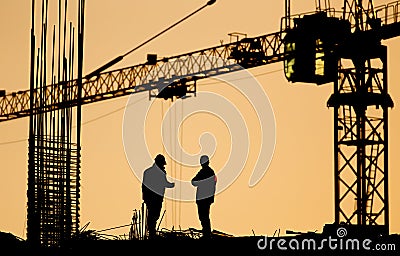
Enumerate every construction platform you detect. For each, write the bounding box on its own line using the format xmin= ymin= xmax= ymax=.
xmin=2 ymin=228 xmax=400 ymax=256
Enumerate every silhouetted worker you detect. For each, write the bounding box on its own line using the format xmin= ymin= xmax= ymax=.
xmin=142 ymin=154 xmax=175 ymax=239
xmin=191 ymin=155 xmax=217 ymax=239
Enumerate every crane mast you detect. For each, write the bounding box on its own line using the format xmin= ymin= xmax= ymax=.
xmin=283 ymin=0 xmax=399 ymax=232
xmin=328 ymin=0 xmax=396 ymax=229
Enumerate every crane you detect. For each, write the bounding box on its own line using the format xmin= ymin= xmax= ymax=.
xmin=0 ymin=0 xmax=399 ymax=247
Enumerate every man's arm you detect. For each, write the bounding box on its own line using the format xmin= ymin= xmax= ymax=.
xmin=163 ymin=173 xmax=175 ymax=188
xmin=165 ymin=180 xmax=175 ymax=188
xmin=191 ymin=170 xmax=204 ymax=186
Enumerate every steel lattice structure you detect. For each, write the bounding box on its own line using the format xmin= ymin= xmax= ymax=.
xmin=326 ymin=0 xmax=398 ymax=229
xmin=329 ymin=46 xmax=392 ymax=226
xmin=0 ymin=31 xmax=284 ymax=122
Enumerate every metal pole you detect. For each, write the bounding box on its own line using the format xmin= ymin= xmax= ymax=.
xmin=334 ymin=67 xmax=339 ymax=224
xmin=27 ymin=0 xmax=38 ymax=246
xmin=76 ymin=0 xmax=85 ymax=233
xmin=382 ymin=46 xmax=389 ymax=228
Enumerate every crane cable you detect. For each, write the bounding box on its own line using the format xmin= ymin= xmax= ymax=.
xmin=173 ymin=100 xmax=177 ymax=228
xmin=85 ymin=0 xmax=217 ymax=79
xmin=179 ymin=100 xmax=184 ymax=228
xmin=170 ymin=100 xmax=174 ymax=229
xmin=166 ymin=99 xmax=184 ymax=229
xmin=161 ymin=99 xmax=168 ymax=230
xmin=175 ymin=99 xmax=184 ymax=229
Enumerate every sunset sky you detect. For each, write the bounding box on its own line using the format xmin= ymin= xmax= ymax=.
xmin=0 ymin=0 xmax=399 ymax=239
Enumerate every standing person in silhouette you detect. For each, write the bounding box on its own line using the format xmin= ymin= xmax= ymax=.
xmin=142 ymin=154 xmax=175 ymax=239
xmin=191 ymin=155 xmax=217 ymax=239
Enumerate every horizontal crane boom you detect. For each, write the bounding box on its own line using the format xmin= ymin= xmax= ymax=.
xmin=0 ymin=31 xmax=285 ymax=122
xmin=1 ymin=2 xmax=398 ymax=123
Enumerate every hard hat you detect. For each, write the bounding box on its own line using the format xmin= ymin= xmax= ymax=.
xmin=155 ymin=154 xmax=166 ymax=165
xmin=200 ymin=155 xmax=209 ymax=165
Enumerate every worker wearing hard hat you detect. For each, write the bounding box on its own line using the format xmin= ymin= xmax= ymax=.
xmin=142 ymin=154 xmax=175 ymax=239
xmin=191 ymin=155 xmax=217 ymax=239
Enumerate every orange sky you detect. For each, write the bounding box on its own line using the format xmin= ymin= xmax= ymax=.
xmin=0 ymin=0 xmax=399 ymax=239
